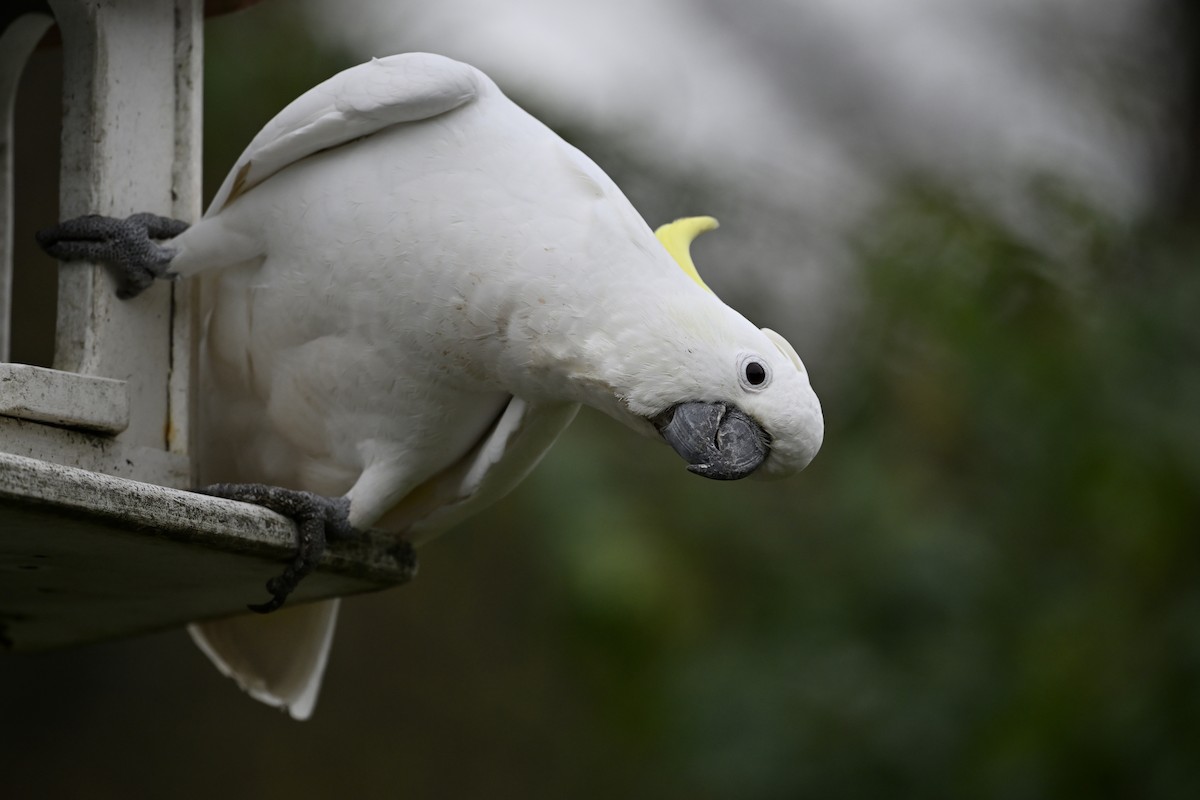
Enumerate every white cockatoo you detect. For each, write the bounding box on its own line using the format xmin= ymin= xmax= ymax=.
xmin=38 ymin=53 xmax=823 ymax=719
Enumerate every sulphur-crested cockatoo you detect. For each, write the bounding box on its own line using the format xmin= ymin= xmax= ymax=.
xmin=38 ymin=53 xmax=823 ymax=719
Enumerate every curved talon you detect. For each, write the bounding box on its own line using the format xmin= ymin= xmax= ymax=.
xmin=247 ymin=595 xmax=286 ymax=615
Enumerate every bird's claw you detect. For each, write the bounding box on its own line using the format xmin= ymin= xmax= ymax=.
xmin=194 ymin=484 xmax=357 ymax=613
xmin=36 ymin=213 xmax=189 ymax=299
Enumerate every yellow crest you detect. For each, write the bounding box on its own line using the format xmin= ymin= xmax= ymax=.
xmin=654 ymin=216 xmax=719 ymax=294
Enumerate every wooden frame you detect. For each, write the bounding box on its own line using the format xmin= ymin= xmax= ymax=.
xmin=0 ymin=0 xmax=199 ymax=486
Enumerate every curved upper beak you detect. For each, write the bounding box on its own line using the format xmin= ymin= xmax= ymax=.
xmin=653 ymin=401 xmax=770 ymax=480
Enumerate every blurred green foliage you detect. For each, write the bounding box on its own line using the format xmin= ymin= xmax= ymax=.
xmin=520 ymin=177 xmax=1200 ymax=799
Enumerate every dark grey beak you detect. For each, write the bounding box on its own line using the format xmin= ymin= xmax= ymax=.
xmin=654 ymin=402 xmax=770 ymax=480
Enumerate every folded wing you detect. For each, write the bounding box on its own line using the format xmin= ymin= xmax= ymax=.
xmin=207 ymin=53 xmax=484 ymax=215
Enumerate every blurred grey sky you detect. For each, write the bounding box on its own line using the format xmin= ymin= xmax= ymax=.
xmin=298 ymin=0 xmax=1167 ymax=348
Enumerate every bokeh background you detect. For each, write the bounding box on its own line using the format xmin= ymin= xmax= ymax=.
xmin=4 ymin=0 xmax=1200 ymax=797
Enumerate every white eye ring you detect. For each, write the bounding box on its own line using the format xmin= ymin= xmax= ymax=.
xmin=738 ymin=353 xmax=771 ymax=391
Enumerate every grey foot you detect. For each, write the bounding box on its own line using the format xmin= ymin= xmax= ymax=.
xmin=195 ymin=483 xmax=358 ymax=613
xmin=36 ymin=213 xmax=190 ymax=299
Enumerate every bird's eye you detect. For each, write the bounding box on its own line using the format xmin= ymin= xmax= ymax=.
xmin=739 ymin=356 xmax=770 ymax=390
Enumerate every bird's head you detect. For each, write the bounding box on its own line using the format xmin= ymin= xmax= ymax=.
xmin=619 ymin=217 xmax=823 ymax=480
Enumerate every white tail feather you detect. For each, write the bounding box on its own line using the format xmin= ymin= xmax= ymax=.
xmin=188 ymin=599 xmax=340 ymax=720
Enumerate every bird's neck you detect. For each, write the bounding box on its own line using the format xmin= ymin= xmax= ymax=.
xmin=486 ymin=271 xmax=710 ymax=428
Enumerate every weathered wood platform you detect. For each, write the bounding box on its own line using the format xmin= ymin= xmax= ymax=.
xmin=0 ymin=453 xmax=415 ymax=652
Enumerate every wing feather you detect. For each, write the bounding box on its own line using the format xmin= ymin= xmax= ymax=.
xmin=208 ymin=53 xmax=484 ymax=214
xmin=375 ymin=399 xmax=580 ymax=543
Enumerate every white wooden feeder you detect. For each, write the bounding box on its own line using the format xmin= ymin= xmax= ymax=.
xmin=0 ymin=0 xmax=413 ymax=652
